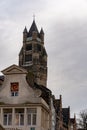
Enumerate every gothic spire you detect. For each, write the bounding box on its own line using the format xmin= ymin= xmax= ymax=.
xmin=23 ymin=26 xmax=27 ymax=33
xmin=28 ymin=20 xmax=39 ymax=37
xmin=40 ymin=28 xmax=44 ymax=34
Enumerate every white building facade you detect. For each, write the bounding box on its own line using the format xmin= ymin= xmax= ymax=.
xmin=0 ymin=65 xmax=50 ymax=130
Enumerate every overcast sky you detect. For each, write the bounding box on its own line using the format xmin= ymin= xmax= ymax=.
xmin=0 ymin=0 xmax=87 ymax=117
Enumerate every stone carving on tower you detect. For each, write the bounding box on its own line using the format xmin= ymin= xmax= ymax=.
xmin=19 ymin=20 xmax=47 ymax=87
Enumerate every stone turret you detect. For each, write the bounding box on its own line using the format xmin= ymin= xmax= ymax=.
xmin=23 ymin=26 xmax=27 ymax=42
xmin=40 ymin=28 xmax=44 ymax=43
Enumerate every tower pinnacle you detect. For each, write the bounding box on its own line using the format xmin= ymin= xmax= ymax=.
xmin=33 ymin=14 xmax=35 ymax=21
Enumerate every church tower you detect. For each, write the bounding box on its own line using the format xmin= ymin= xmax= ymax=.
xmin=19 ymin=20 xmax=47 ymax=87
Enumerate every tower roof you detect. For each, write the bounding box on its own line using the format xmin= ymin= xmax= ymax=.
xmin=28 ymin=20 xmax=39 ymax=37
xmin=23 ymin=26 xmax=27 ymax=33
xmin=40 ymin=28 xmax=44 ymax=34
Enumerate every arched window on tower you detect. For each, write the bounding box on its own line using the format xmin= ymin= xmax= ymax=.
xmin=26 ymin=44 xmax=32 ymax=51
xmin=25 ymin=54 xmax=32 ymax=62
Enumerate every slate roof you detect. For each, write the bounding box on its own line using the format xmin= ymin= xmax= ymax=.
xmin=23 ymin=26 xmax=27 ymax=33
xmin=62 ymin=107 xmax=70 ymax=125
xmin=28 ymin=20 xmax=39 ymax=37
xmin=54 ymin=99 xmax=61 ymax=114
xmin=40 ymin=28 xmax=44 ymax=34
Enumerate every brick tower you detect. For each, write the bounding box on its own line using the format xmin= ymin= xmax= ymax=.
xmin=19 ymin=20 xmax=47 ymax=87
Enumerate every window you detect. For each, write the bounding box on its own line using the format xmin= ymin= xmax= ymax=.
xmin=25 ymin=54 xmax=32 ymax=62
xmin=30 ymin=127 xmax=35 ymax=130
xmin=27 ymin=108 xmax=37 ymax=125
xmin=3 ymin=109 xmax=12 ymax=126
xmin=15 ymin=109 xmax=24 ymax=126
xmin=11 ymin=91 xmax=18 ymax=96
xmin=37 ymin=44 xmax=41 ymax=51
xmin=26 ymin=44 xmax=32 ymax=51
xmin=10 ymin=82 xmax=19 ymax=96
xmin=34 ymin=44 xmax=41 ymax=52
xmin=3 ymin=114 xmax=12 ymax=125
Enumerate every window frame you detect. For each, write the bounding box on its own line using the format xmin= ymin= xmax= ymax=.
xmin=3 ymin=113 xmax=12 ymax=126
xmin=10 ymin=82 xmax=19 ymax=97
xmin=26 ymin=44 xmax=32 ymax=51
xmin=27 ymin=108 xmax=37 ymax=126
xmin=15 ymin=113 xmax=24 ymax=126
xmin=25 ymin=54 xmax=32 ymax=62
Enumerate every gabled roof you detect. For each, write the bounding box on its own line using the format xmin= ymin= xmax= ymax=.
xmin=2 ymin=64 xmax=28 ymax=75
xmin=28 ymin=20 xmax=39 ymax=37
xmin=53 ymin=95 xmax=62 ymax=114
xmin=54 ymin=99 xmax=61 ymax=114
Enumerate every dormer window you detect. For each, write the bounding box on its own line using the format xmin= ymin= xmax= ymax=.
xmin=10 ymin=82 xmax=19 ymax=96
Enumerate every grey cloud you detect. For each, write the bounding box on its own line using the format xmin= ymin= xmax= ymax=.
xmin=0 ymin=0 xmax=87 ymax=116
xmin=47 ymin=19 xmax=87 ymax=115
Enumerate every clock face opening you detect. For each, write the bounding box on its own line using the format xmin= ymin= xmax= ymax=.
xmin=10 ymin=82 xmax=19 ymax=92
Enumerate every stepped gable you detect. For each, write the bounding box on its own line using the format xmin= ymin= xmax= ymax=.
xmin=54 ymin=99 xmax=61 ymax=114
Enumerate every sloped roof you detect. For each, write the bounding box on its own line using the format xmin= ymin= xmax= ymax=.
xmin=54 ymin=99 xmax=61 ymax=114
xmin=23 ymin=26 xmax=27 ymax=33
xmin=40 ymin=28 xmax=44 ymax=34
xmin=28 ymin=20 xmax=39 ymax=37
xmin=62 ymin=107 xmax=70 ymax=125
